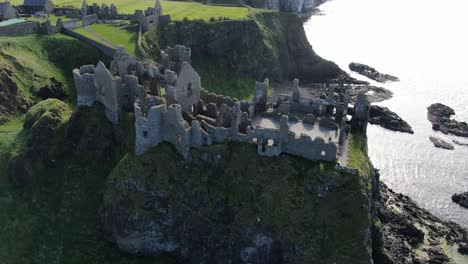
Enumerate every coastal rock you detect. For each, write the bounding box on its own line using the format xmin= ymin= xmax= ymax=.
xmin=452 ymin=192 xmax=468 ymax=209
xmin=349 ymin=62 xmax=399 ymax=83
xmin=427 ymin=103 xmax=468 ymax=137
xmin=429 ymin=136 xmax=454 ymax=150
xmin=375 ymin=183 xmax=468 ymax=264
xmin=458 ymin=244 xmax=468 ymax=255
xmin=369 ymin=105 xmax=414 ymax=133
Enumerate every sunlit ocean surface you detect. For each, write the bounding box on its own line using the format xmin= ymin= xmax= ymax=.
xmin=304 ymin=0 xmax=468 ymax=228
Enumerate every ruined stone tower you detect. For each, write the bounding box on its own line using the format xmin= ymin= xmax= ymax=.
xmin=81 ymin=0 xmax=88 ymax=16
xmin=351 ymin=93 xmax=370 ymax=133
xmin=253 ymin=78 xmax=269 ymax=113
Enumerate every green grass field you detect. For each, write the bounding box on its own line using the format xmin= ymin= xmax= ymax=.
xmin=10 ymin=0 xmax=250 ymax=21
xmin=75 ymin=23 xmax=139 ymax=56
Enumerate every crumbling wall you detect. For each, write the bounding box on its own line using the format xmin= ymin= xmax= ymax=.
xmin=134 ymin=98 xmax=339 ymax=162
xmin=200 ymin=89 xmax=238 ymax=108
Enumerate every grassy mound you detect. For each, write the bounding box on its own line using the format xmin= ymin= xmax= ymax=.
xmin=6 ymin=99 xmax=72 ymax=187
xmin=23 ymin=99 xmax=72 ymax=130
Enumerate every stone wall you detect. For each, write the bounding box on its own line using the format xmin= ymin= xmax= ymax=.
xmin=0 ymin=21 xmax=39 ymax=36
xmin=137 ymin=26 xmax=149 ymax=59
xmin=63 ymin=28 xmax=117 ymax=57
xmin=83 ymin=14 xmax=98 ymax=26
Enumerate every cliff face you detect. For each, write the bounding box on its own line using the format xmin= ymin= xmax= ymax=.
xmin=245 ymin=0 xmax=316 ymax=13
xmin=154 ymin=11 xmax=343 ymax=83
xmin=101 ymin=143 xmax=374 ymax=263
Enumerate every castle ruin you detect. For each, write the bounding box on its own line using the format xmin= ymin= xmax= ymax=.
xmin=73 ymin=45 xmax=370 ymax=164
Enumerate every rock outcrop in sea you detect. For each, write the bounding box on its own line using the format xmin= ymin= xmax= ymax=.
xmin=427 ymin=103 xmax=468 ymax=137
xmin=429 ymin=136 xmax=454 ymax=150
xmin=452 ymin=192 xmax=468 ymax=209
xmin=369 ymin=105 xmax=413 ymax=133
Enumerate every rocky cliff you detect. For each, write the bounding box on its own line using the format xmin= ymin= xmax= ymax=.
xmin=149 ymin=11 xmax=343 ymax=83
xmin=244 ymin=0 xmax=317 ymax=13
xmin=101 ymin=143 xmax=374 ymax=263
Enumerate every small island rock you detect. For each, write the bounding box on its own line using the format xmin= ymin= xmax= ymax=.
xmin=349 ymin=62 xmax=399 ymax=83
xmin=427 ymin=103 xmax=468 ymax=137
xmin=452 ymin=192 xmax=468 ymax=209
xmin=429 ymin=136 xmax=454 ymax=150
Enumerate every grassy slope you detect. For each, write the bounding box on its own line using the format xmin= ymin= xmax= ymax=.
xmin=0 ymin=104 xmax=175 ymax=264
xmin=10 ymin=0 xmax=250 ymax=21
xmin=0 ymin=34 xmax=102 ymax=107
xmin=192 ymin=56 xmax=256 ymax=100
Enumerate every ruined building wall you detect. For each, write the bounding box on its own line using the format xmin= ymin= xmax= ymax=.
xmin=73 ymin=61 xmax=145 ymax=124
xmin=135 ymin=100 xmax=338 ymax=162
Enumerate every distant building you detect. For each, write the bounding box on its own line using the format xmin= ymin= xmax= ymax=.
xmin=23 ymin=0 xmax=54 ymax=13
xmin=0 ymin=2 xmax=19 ymax=21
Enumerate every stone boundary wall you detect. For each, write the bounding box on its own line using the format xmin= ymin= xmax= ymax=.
xmin=63 ymin=28 xmax=116 ymax=57
xmin=137 ymin=26 xmax=149 ymax=59
xmin=62 ymin=19 xmax=80 ymax=30
xmin=0 ymin=21 xmax=39 ymax=36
